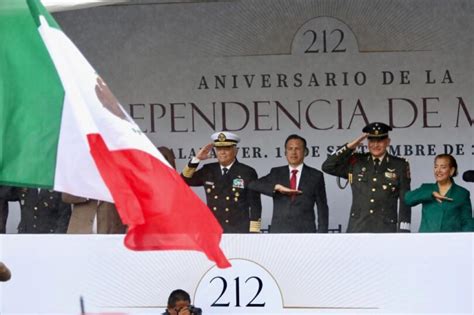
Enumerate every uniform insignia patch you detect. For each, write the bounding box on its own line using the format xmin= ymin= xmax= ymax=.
xmin=233 ymin=178 xmax=244 ymax=188
xmin=385 ymin=172 xmax=398 ymax=179
xmin=387 ymin=168 xmax=395 ymax=172
xmin=205 ymin=181 xmax=214 ymax=186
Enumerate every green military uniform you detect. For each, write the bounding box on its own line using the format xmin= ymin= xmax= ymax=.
xmin=322 ymin=145 xmax=411 ymax=232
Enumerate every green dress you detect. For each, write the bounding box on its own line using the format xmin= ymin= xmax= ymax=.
xmin=404 ymin=181 xmax=473 ymax=232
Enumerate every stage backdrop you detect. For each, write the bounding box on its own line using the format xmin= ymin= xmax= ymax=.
xmin=6 ymin=0 xmax=473 ymax=232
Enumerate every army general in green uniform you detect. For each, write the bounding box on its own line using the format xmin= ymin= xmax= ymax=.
xmin=181 ymin=132 xmax=262 ymax=233
xmin=322 ymin=122 xmax=411 ymax=233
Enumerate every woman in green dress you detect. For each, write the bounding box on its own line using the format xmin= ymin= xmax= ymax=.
xmin=405 ymin=154 xmax=472 ymax=232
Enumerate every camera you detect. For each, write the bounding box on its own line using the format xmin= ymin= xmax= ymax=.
xmin=188 ymin=305 xmax=202 ymax=315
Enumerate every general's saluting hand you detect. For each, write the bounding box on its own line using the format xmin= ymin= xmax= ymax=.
xmin=347 ymin=133 xmax=368 ymax=150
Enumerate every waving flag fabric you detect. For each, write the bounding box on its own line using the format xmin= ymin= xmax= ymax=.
xmin=0 ymin=0 xmax=230 ymax=268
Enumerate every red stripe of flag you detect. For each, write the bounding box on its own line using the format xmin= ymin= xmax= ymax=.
xmin=87 ymin=133 xmax=231 ymax=268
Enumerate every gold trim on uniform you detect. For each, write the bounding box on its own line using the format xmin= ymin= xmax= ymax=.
xmin=182 ymin=165 xmax=197 ymax=178
xmin=249 ymin=220 xmax=261 ymax=232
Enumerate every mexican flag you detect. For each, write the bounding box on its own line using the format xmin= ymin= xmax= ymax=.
xmin=0 ymin=0 xmax=230 ymax=268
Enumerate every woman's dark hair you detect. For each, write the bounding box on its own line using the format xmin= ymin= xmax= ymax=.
xmin=435 ymin=154 xmax=458 ymax=177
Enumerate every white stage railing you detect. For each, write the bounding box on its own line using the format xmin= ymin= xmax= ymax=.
xmin=1 ymin=233 xmax=472 ymax=314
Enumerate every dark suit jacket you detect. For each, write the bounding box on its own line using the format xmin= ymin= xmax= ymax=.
xmin=248 ymin=164 xmax=329 ymax=233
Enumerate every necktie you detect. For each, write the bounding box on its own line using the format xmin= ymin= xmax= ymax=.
xmin=290 ymin=169 xmax=298 ymax=201
xmin=223 ymin=167 xmax=228 ymax=176
xmin=374 ymin=158 xmax=380 ymax=173
xmin=290 ymin=169 xmax=298 ymax=190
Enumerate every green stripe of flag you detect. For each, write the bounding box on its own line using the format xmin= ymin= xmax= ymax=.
xmin=0 ymin=0 xmax=64 ymax=187
xmin=27 ymin=0 xmax=61 ymax=29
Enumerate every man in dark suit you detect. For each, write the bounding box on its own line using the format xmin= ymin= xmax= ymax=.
xmin=181 ymin=131 xmax=262 ymax=233
xmin=248 ymin=134 xmax=329 ymax=233
xmin=322 ymin=122 xmax=411 ymax=233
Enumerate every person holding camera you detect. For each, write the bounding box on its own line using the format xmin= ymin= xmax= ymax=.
xmin=163 ymin=289 xmax=202 ymax=315
xmin=248 ymin=134 xmax=329 ymax=233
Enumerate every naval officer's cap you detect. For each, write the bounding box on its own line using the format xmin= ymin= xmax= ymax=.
xmin=211 ymin=131 xmax=240 ymax=147
xmin=363 ymin=122 xmax=392 ymax=140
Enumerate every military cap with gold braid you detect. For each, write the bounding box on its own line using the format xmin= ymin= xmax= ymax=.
xmin=363 ymin=122 xmax=392 ymax=140
xmin=212 ymin=131 xmax=240 ymax=147
xmin=182 ymin=131 xmax=241 ymax=178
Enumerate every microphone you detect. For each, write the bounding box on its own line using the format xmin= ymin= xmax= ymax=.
xmin=462 ymin=170 xmax=474 ymax=183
